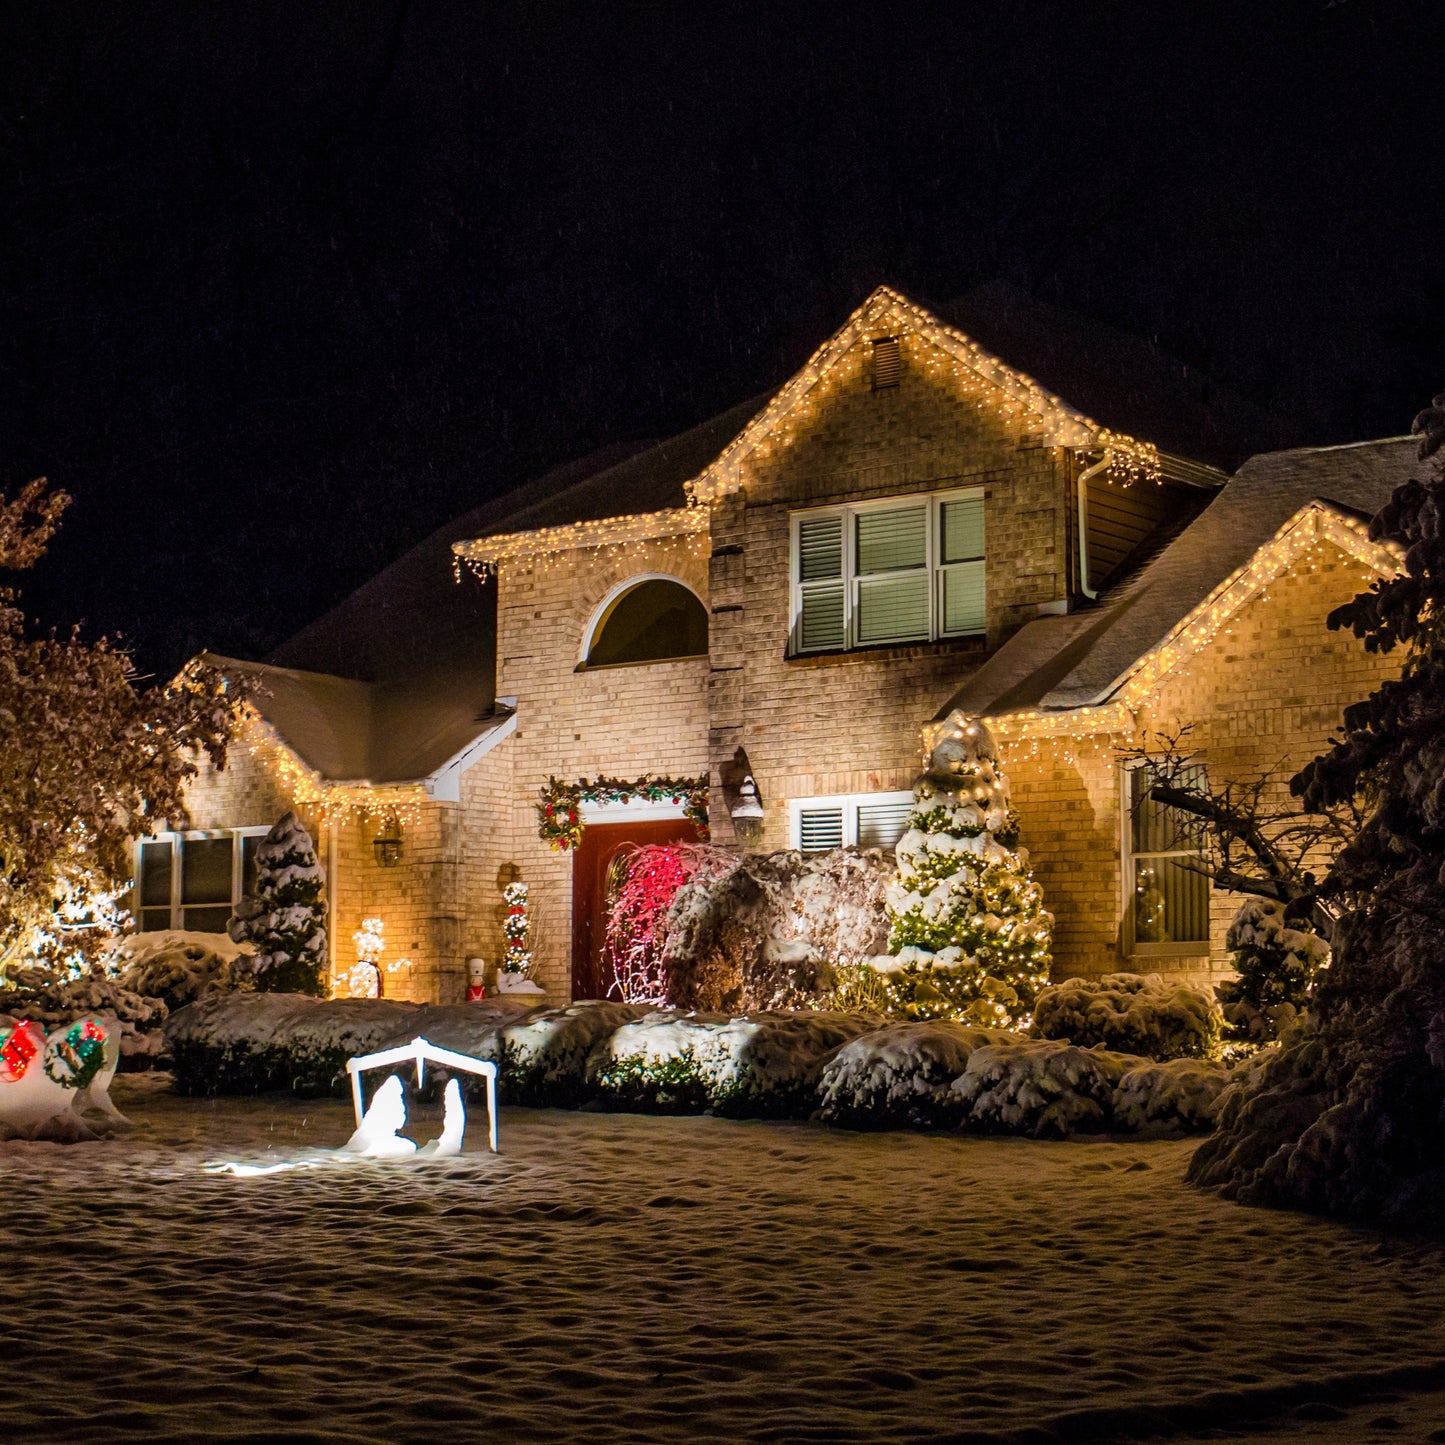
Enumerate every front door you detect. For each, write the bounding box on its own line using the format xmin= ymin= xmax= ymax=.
xmin=571 ymin=818 xmax=696 ymax=1000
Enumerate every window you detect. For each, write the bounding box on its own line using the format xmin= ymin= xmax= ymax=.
xmin=1124 ymin=764 xmax=1211 ymax=952
xmin=584 ymin=577 xmax=708 ymax=668
xmin=790 ymin=792 xmax=914 ymax=853
xmin=790 ymin=490 xmax=984 ymax=654
xmin=134 ymin=828 xmax=269 ymax=933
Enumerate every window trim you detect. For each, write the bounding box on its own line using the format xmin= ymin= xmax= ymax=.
xmin=577 ymin=572 xmax=709 ymax=670
xmin=788 ymin=487 xmax=985 ymax=656
xmin=1119 ymin=761 xmax=1211 ymax=957
xmin=133 ymin=826 xmax=271 ymax=934
xmin=788 ymin=791 xmax=915 ymax=852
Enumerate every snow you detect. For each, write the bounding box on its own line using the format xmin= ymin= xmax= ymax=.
xmin=5 ymin=1077 xmax=1445 ymax=1443
xmin=953 ymin=1038 xmax=1132 ymax=1138
xmin=1113 ymin=1056 xmax=1233 ymax=1133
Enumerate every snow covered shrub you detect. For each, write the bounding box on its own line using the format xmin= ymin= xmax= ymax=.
xmin=816 ymin=1020 xmax=1017 ymax=1129
xmin=165 ymin=992 xmax=421 ymax=1095
xmin=228 ymin=811 xmax=328 ymax=995
xmin=953 ymin=1039 xmax=1131 ymax=1138
xmin=591 ymin=1010 xmax=876 ymax=1118
xmin=1112 ymin=1057 xmax=1232 ymax=1133
xmin=1032 ymin=973 xmax=1222 ymax=1061
xmin=602 ymin=844 xmax=738 ymax=1004
xmin=0 ymin=962 xmax=167 ymax=1061
xmin=882 ymin=713 xmax=1052 ymax=1027
xmin=499 ymin=1000 xmax=647 ymax=1105
xmin=1219 ymin=897 xmax=1329 ymax=1041
xmin=662 ymin=848 xmax=891 ymax=1011
xmin=113 ymin=930 xmax=255 ymax=1011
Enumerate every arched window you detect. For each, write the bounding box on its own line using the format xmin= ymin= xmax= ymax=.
xmin=584 ymin=578 xmax=708 ymax=668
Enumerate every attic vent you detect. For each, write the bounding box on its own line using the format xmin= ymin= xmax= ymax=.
xmin=871 ymin=336 xmax=901 ymax=390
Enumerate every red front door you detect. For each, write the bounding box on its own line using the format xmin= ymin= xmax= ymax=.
xmin=571 ymin=819 xmax=697 ymax=1000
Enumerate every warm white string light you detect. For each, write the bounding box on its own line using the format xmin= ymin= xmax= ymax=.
xmin=453 ymin=506 xmax=710 ymax=580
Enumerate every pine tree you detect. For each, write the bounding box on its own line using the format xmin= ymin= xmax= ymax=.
xmin=229 ymin=811 xmax=329 ymax=995
xmin=882 ymin=713 xmax=1053 ymax=1026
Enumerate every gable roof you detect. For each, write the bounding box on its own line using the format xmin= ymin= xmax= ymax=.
xmin=941 ymin=436 xmax=1418 ymax=722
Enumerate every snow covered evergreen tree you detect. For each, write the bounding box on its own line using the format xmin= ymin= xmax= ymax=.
xmin=228 ymin=811 xmax=328 ymax=995
xmin=1192 ymin=392 xmax=1445 ymax=1226
xmin=883 ymin=713 xmax=1052 ymax=1026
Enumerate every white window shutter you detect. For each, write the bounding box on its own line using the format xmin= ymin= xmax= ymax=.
xmin=796 ymin=514 xmax=845 ymax=652
xmin=798 ymin=807 xmax=845 ymax=852
xmin=856 ymin=799 xmax=913 ymax=850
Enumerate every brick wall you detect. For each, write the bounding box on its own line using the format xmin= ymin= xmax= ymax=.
xmin=1001 ymin=545 xmax=1399 ymax=986
xmin=708 ymin=327 xmax=1075 ymax=849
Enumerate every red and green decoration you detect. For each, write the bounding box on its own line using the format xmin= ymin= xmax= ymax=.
xmin=1 ymin=1021 xmax=39 ymax=1081
xmin=538 ymin=774 xmax=710 ymax=851
xmin=43 ymin=1019 xmax=108 ymax=1090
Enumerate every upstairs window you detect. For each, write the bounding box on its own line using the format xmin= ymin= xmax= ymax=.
xmin=790 ymin=489 xmax=985 ymax=654
xmin=584 ymin=577 xmax=708 ymax=668
xmin=1124 ymin=763 xmax=1211 ymax=953
xmin=791 ymin=792 xmax=914 ymax=853
xmin=135 ymin=828 xmax=269 ymax=933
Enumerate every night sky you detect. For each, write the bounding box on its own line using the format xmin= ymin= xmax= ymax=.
xmin=2 ymin=1 xmax=1441 ymax=678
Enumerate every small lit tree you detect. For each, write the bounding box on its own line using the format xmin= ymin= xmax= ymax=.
xmin=883 ymin=712 xmax=1052 ymax=1026
xmin=229 ymin=811 xmax=328 ymax=995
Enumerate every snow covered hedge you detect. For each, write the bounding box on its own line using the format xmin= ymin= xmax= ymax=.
xmin=1032 ymin=973 xmax=1222 ymax=1060
xmin=591 ymin=1010 xmax=878 ymax=1117
xmin=163 ymin=995 xmax=1232 ymax=1135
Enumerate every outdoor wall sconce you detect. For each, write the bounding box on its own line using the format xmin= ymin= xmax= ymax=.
xmin=730 ymin=774 xmax=765 ymax=847
xmin=373 ymin=820 xmax=404 ymax=867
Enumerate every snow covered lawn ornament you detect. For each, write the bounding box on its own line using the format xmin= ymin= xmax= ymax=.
xmin=345 ymin=1036 xmax=499 ymax=1153
xmin=0 ymin=1014 xmax=123 ymax=1139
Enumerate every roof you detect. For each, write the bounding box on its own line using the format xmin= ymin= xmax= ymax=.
xmin=938 ymin=281 xmax=1300 ymax=472
xmin=941 ymin=435 xmax=1420 ymax=720
xmin=207 ymin=653 xmax=515 ymax=785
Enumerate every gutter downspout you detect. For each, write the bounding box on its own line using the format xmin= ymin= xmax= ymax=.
xmin=1075 ymin=450 xmax=1113 ymax=602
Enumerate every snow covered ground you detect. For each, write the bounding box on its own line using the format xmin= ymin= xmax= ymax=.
xmin=4 ymin=1077 xmax=1445 ymax=1444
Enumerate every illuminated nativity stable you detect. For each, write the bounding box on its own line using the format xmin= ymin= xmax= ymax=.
xmin=157 ymin=281 xmax=1412 ymax=1003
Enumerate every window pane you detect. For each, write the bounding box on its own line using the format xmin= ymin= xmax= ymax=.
xmin=941 ymin=560 xmax=986 ymax=635
xmin=798 ymin=582 xmax=846 ymax=652
xmin=586 ymin=579 xmax=708 ymax=666
xmin=940 ymin=497 xmax=985 ymax=563
xmin=139 ymin=841 xmax=173 ymax=909
xmin=797 ymin=515 xmax=843 ymax=582
xmin=139 ymin=907 xmax=171 ymax=934
xmin=798 ymin=808 xmax=845 ymax=852
xmin=1132 ymin=857 xmax=1210 ymax=944
xmin=1130 ymin=764 xmax=1205 ymax=853
xmin=183 ymin=904 xmax=233 ymax=934
xmin=857 ymin=800 xmax=912 ymax=850
xmin=856 ymin=505 xmax=926 ymax=575
xmin=242 ymin=834 xmax=263 ymax=898
xmin=182 ymin=837 xmax=233 ymax=905
xmin=856 ymin=573 xmax=930 ymax=644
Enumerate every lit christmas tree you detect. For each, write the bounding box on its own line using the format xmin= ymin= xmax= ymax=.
xmin=882 ymin=713 xmax=1053 ymax=1026
xmin=229 ymin=811 xmax=328 ymax=995
xmin=501 ymin=882 xmax=532 ymax=978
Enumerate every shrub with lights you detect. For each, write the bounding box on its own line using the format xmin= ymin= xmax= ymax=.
xmin=881 ymin=712 xmax=1053 ymax=1027
xmin=228 ymin=811 xmax=328 ymax=996
xmin=501 ymin=882 xmax=533 ymax=980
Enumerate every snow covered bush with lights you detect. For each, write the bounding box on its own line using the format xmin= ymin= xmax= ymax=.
xmin=228 ymin=812 xmax=328 ymax=995
xmin=499 ymin=999 xmax=648 ymax=1105
xmin=1218 ymin=897 xmax=1329 ymax=1042
xmin=878 ymin=713 xmax=1052 ymax=1026
xmin=816 ymin=1020 xmax=1016 ymax=1129
xmin=662 ymin=847 xmax=889 ymax=1011
xmin=1032 ymin=973 xmax=1222 ymax=1061
xmin=590 ymin=1009 xmax=876 ymax=1117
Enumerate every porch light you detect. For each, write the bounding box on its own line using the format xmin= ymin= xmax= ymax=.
xmin=373 ymin=819 xmax=404 ymax=867
xmin=730 ymin=775 xmax=765 ymax=847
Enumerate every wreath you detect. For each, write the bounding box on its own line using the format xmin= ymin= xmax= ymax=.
xmin=538 ymin=774 xmax=710 ymax=851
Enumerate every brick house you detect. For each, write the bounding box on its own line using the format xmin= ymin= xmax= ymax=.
xmin=154 ymin=284 xmax=1411 ymax=1002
